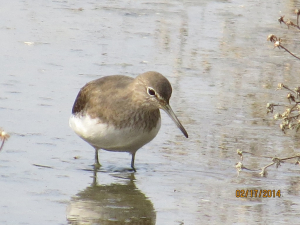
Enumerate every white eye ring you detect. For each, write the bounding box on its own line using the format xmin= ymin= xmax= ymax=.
xmin=147 ymin=87 xmax=156 ymax=96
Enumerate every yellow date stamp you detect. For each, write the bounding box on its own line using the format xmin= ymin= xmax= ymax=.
xmin=236 ymin=189 xmax=281 ymax=198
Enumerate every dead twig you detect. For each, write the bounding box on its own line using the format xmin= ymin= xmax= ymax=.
xmin=278 ymin=14 xmax=300 ymax=30
xmin=0 ymin=128 xmax=10 ymax=151
xmin=267 ymin=34 xmax=300 ymax=60
xmin=236 ymin=151 xmax=300 ymax=177
xmin=267 ymin=83 xmax=300 ymax=133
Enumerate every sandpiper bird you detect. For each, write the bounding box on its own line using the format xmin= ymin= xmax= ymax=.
xmin=69 ymin=71 xmax=188 ymax=171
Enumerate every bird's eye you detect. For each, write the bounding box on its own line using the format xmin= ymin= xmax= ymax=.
xmin=147 ymin=87 xmax=156 ymax=96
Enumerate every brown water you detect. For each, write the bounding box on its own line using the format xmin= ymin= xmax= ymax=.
xmin=1 ymin=0 xmax=300 ymax=224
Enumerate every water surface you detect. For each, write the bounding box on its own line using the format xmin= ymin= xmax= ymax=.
xmin=1 ymin=0 xmax=300 ymax=224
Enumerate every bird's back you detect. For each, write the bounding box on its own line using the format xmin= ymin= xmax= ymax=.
xmin=71 ymin=75 xmax=160 ymax=130
xmin=72 ymin=75 xmax=133 ymax=115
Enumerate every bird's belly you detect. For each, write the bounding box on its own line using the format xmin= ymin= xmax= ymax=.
xmin=69 ymin=115 xmax=161 ymax=153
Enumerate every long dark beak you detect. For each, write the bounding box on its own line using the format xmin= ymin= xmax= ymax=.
xmin=161 ymin=103 xmax=188 ymax=138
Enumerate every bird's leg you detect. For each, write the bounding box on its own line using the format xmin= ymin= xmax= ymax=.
xmin=131 ymin=152 xmax=136 ymax=172
xmin=94 ymin=148 xmax=101 ymax=169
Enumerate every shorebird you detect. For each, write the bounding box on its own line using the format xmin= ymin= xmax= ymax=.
xmin=69 ymin=71 xmax=188 ymax=171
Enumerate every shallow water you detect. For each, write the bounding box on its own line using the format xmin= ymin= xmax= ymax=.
xmin=1 ymin=0 xmax=300 ymax=224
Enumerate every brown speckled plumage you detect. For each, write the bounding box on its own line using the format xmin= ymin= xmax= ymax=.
xmin=72 ymin=72 xmax=171 ymax=131
xmin=70 ymin=71 xmax=188 ymax=171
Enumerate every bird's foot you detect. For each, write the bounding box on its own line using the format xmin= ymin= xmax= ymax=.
xmin=131 ymin=166 xmax=136 ymax=172
xmin=93 ymin=162 xmax=101 ymax=170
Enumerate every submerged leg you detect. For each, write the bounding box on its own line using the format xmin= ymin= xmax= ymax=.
xmin=94 ymin=148 xmax=101 ymax=169
xmin=131 ymin=152 xmax=136 ymax=172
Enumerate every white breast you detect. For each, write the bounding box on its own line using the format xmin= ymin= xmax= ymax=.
xmin=69 ymin=114 xmax=161 ymax=153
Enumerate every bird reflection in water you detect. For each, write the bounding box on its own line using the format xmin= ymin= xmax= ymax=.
xmin=67 ymin=169 xmax=156 ymax=225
